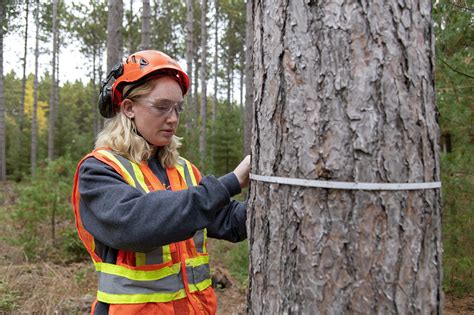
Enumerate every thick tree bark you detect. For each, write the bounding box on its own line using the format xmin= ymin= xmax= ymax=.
xmin=31 ymin=0 xmax=40 ymax=176
xmin=243 ymin=0 xmax=253 ymax=156
xmin=0 ymin=0 xmax=6 ymax=180
xmin=47 ymin=0 xmax=59 ymax=160
xmin=248 ymin=1 xmax=442 ymax=314
xmin=199 ymin=0 xmax=208 ymax=163
xmin=140 ymin=0 xmax=151 ymax=50
xmin=107 ymin=0 xmax=123 ymax=73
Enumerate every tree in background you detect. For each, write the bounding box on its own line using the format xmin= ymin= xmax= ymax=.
xmin=1 ymin=0 xmax=22 ymax=181
xmin=19 ymin=0 xmax=29 ymax=131
xmin=106 ymin=0 xmax=123 ymax=72
xmin=71 ymin=0 xmax=108 ymax=136
xmin=47 ymin=0 xmax=59 ymax=160
xmin=185 ymin=0 xmax=194 ymax=134
xmin=31 ymin=0 xmax=40 ymax=175
xmin=140 ymin=0 xmax=151 ymax=50
xmin=0 ymin=1 xmax=6 ymax=181
xmin=433 ymin=0 xmax=474 ymax=296
xmin=248 ymin=1 xmax=442 ymax=313
xmin=199 ymin=0 xmax=208 ymax=165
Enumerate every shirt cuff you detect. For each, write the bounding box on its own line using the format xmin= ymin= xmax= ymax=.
xmin=218 ymin=172 xmax=242 ymax=197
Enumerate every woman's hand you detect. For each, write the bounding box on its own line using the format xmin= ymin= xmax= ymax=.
xmin=233 ymin=155 xmax=251 ymax=188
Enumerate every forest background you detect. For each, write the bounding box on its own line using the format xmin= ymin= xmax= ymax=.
xmin=0 ymin=0 xmax=472 ymax=313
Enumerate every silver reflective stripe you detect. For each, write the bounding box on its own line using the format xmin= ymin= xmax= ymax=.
xmin=145 ymin=247 xmax=164 ymax=265
xmin=98 ymin=271 xmax=184 ymax=295
xmin=178 ymin=158 xmax=194 ymax=187
xmin=186 ymin=264 xmax=210 ymax=285
xmin=109 ymin=152 xmax=147 ymax=194
xmin=98 ymin=264 xmax=209 ymax=295
xmin=178 ymin=158 xmax=206 ymax=254
xmin=193 ymin=229 xmax=205 ymax=253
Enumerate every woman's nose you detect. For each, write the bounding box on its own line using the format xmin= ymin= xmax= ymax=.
xmin=166 ymin=108 xmax=179 ymax=122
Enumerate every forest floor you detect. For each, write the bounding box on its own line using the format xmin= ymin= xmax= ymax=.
xmin=0 ymin=182 xmax=472 ymax=314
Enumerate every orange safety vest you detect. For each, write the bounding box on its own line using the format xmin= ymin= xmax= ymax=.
xmin=72 ymin=148 xmax=217 ymax=314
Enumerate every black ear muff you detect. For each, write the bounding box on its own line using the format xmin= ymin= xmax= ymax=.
xmin=98 ymin=62 xmax=124 ymax=118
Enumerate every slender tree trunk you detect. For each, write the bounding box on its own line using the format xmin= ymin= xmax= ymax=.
xmin=243 ymin=0 xmax=253 ymax=156
xmin=199 ymin=0 xmax=207 ymax=163
xmin=47 ymin=0 xmax=59 ymax=160
xmin=0 ymin=0 xmax=6 ymax=180
xmin=140 ymin=0 xmax=151 ymax=50
xmin=185 ymin=0 xmax=194 ymax=133
xmin=126 ymin=0 xmax=133 ymax=55
xmin=151 ymin=0 xmax=161 ymax=48
xmin=107 ymin=0 xmax=123 ymax=73
xmin=226 ymin=59 xmax=231 ymax=106
xmin=212 ymin=0 xmax=218 ymax=124
xmin=193 ymin=54 xmax=200 ymax=127
xmin=211 ymin=0 xmax=218 ymax=167
xmin=19 ymin=0 xmax=29 ymax=130
xmin=248 ymin=1 xmax=442 ymax=313
xmin=31 ymin=0 xmax=40 ymax=176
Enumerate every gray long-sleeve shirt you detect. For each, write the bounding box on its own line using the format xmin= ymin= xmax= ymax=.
xmin=78 ymin=155 xmax=247 ymax=254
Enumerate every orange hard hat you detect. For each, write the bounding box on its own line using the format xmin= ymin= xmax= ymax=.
xmin=99 ymin=50 xmax=190 ymax=118
xmin=112 ymin=50 xmax=190 ymax=105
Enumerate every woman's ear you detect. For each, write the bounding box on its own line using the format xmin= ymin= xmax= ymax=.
xmin=122 ymin=99 xmax=135 ymax=119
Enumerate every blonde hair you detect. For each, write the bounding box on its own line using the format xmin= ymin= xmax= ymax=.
xmin=95 ymin=78 xmax=182 ymax=168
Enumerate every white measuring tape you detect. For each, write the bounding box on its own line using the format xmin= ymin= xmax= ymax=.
xmin=250 ymin=174 xmax=441 ymax=191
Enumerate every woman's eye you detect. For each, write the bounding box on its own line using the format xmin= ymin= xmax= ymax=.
xmin=156 ymin=106 xmax=170 ymax=112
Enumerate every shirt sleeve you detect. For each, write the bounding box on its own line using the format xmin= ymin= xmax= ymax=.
xmin=78 ymin=157 xmax=243 ymax=252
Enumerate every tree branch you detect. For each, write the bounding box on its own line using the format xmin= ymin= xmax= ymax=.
xmin=437 ymin=57 xmax=474 ymax=79
xmin=448 ymin=1 xmax=474 ymax=13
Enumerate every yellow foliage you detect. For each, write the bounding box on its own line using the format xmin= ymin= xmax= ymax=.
xmin=23 ymin=79 xmax=48 ymax=132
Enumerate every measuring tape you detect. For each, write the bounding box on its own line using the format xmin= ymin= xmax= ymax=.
xmin=250 ymin=174 xmax=441 ymax=191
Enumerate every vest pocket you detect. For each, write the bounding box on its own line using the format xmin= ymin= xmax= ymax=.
xmin=135 ymin=244 xmax=174 ymax=266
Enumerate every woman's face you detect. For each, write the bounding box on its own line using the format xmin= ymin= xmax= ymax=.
xmin=123 ymin=76 xmax=184 ymax=147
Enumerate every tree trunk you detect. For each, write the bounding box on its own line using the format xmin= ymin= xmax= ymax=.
xmin=248 ymin=1 xmax=442 ymax=314
xmin=126 ymin=0 xmax=133 ymax=55
xmin=31 ymin=0 xmax=40 ymax=176
xmin=47 ymin=0 xmax=59 ymax=160
xmin=199 ymin=0 xmax=207 ymax=163
xmin=140 ymin=0 xmax=151 ymax=50
xmin=243 ymin=0 xmax=253 ymax=156
xmin=107 ymin=0 xmax=123 ymax=73
xmin=19 ymin=0 xmax=29 ymax=130
xmin=193 ymin=53 xmax=200 ymax=127
xmin=212 ymin=0 xmax=218 ymax=125
xmin=185 ymin=0 xmax=193 ymax=133
xmin=211 ymin=0 xmax=218 ymax=167
xmin=0 ymin=0 xmax=6 ymax=180
xmin=226 ymin=60 xmax=232 ymax=106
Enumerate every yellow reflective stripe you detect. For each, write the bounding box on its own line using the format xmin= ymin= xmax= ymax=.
xmin=189 ymin=278 xmax=212 ymax=292
xmin=131 ymin=162 xmax=149 ymax=193
xmin=135 ymin=252 xmax=146 ymax=266
xmin=182 ymin=158 xmax=198 ymax=186
xmin=175 ymin=163 xmax=187 ymax=186
xmin=162 ymin=245 xmax=172 ymax=262
xmin=98 ymin=150 xmax=136 ymax=188
xmin=97 ymin=289 xmax=187 ymax=304
xmin=202 ymin=229 xmax=207 ymax=254
xmin=185 ymin=255 xmax=209 ymax=267
xmin=95 ymin=261 xmax=180 ymax=281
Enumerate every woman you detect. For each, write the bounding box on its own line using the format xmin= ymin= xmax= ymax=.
xmin=72 ymin=50 xmax=250 ymax=315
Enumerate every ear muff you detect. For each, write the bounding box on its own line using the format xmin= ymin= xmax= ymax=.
xmin=98 ymin=62 xmax=124 ymax=118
